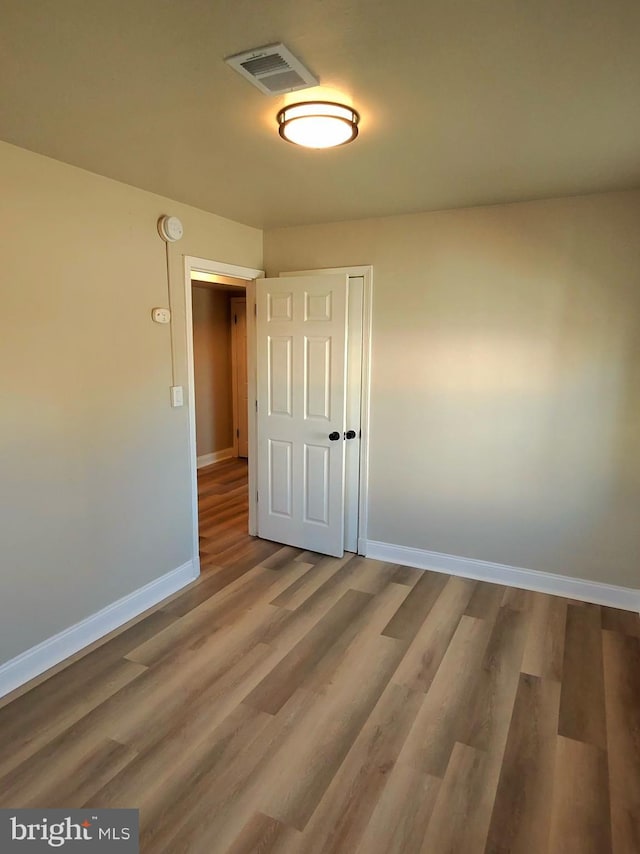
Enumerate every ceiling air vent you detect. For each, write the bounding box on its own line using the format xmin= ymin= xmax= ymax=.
xmin=225 ymin=43 xmax=319 ymax=96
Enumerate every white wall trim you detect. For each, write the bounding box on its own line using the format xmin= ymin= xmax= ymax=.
xmin=0 ymin=560 xmax=196 ymax=700
xmin=197 ymin=447 xmax=234 ymax=468
xmin=363 ymin=539 xmax=640 ymax=613
xmin=187 ymin=257 xmax=263 ymax=281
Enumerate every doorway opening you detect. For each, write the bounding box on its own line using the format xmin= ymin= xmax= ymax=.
xmin=191 ymin=270 xmax=252 ymax=573
xmin=184 ymin=257 xmax=263 ymax=578
xmin=184 ymin=258 xmax=372 ymax=576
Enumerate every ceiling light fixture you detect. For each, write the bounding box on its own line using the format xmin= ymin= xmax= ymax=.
xmin=277 ymin=101 xmax=360 ymax=149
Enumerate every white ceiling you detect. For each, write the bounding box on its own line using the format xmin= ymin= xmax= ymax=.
xmin=1 ymin=0 xmax=639 ymax=228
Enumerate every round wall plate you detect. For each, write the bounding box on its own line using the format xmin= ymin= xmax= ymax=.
xmin=157 ymin=215 xmax=184 ymax=242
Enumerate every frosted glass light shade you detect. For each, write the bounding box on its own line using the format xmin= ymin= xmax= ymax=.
xmin=277 ymin=102 xmax=360 ymax=148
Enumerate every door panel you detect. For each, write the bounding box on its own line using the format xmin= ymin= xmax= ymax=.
xmin=257 ymin=275 xmax=348 ymax=556
xmin=268 ymin=439 xmax=293 ymax=517
xmin=305 ymin=336 xmax=331 ymax=420
xmin=304 ymin=443 xmax=330 ymax=525
xmin=268 ymin=336 xmax=293 ymax=416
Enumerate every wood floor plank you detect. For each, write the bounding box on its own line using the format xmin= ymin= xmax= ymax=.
xmin=225 ymin=812 xmax=296 ymax=854
xmin=0 ymin=723 xmax=137 ymax=809
xmin=126 ymin=596 xmax=239 ymax=668
xmin=47 ymin=739 xmax=138 ymax=809
xmin=500 ymin=585 xmax=532 ymax=612
xmin=127 ymin=560 xmax=312 ymax=668
xmin=303 ymin=582 xmax=410 ymax=697
xmin=397 ymin=614 xmax=493 ymax=777
xmin=80 ymin=609 xmax=177 ymax=664
xmin=521 ymin=592 xmax=567 ymax=681
xmin=259 ymin=556 xmax=379 ymax=649
xmin=484 ymin=673 xmax=560 ymax=854
xmin=558 ymin=603 xmax=607 ymax=748
xmin=94 ymin=700 xmax=273 ymax=831
xmin=9 ymin=738 xmax=137 ymax=809
xmin=457 ymin=604 xmax=530 ymax=754
xmin=412 ymin=607 xmax=529 ymax=851
xmin=256 ymin=636 xmax=407 ymax=832
xmin=199 ymin=493 xmax=246 ymax=521
xmin=391 ymin=576 xmax=478 ymax=694
xmin=269 ymin=553 xmax=354 ymax=610
xmin=289 ymin=683 xmax=424 ymax=854
xmin=293 ymin=550 xmax=326 ymax=565
xmin=197 ymin=560 xmax=317 ymax=627
xmin=110 ymin=633 xmax=283 ymax=751
xmin=389 ymin=563 xmax=423 ymax=587
xmin=0 ymin=658 xmax=146 ymax=778
xmin=602 ymin=630 xmax=640 ymax=854
xmin=354 ymin=762 xmax=441 ymax=854
xmin=212 ymin=538 xmax=282 ymax=574
xmin=73 ymin=610 xmax=284 ymax=756
xmin=249 ymin=567 xmax=405 ymax=682
xmin=381 ymin=570 xmax=449 ymax=640
xmin=199 ymin=529 xmax=246 ymax=556
xmin=261 ymin=546 xmax=305 ymax=570
xmin=548 ymin=736 xmax=612 ymax=854
xmin=243 ymin=588 xmax=373 ymax=714
xmin=0 ymin=609 xmax=169 ymax=721
xmin=600 ymin=606 xmax=640 ymax=638
xmin=137 ymin=690 xmax=319 ymax=852
xmin=196 ymin=458 xmax=259 ymax=570
xmin=464 ymin=581 xmax=508 ymax=620
xmin=160 ymin=560 xmax=259 ymax=616
xmin=345 ymin=557 xmax=403 ymax=595
xmin=420 ymin=742 xmax=498 ymax=854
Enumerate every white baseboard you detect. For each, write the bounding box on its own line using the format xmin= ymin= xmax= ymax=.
xmin=362 ymin=539 xmax=640 ymax=613
xmin=197 ymin=448 xmax=234 ymax=468
xmin=0 ymin=560 xmax=198 ymax=700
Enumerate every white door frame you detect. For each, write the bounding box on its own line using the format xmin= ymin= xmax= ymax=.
xmin=281 ymin=266 xmax=373 ymax=553
xmin=184 ymin=259 xmax=372 ymax=571
xmin=184 ymin=256 xmax=263 ymax=575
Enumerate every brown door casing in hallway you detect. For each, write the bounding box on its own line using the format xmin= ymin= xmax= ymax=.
xmin=231 ymin=296 xmax=249 ymax=459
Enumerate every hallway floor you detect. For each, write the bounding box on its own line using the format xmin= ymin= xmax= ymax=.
xmin=198 ymin=457 xmax=281 ymax=574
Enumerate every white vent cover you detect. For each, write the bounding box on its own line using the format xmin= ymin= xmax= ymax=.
xmin=225 ymin=43 xmax=319 ymax=96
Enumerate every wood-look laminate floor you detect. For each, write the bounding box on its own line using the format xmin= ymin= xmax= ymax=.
xmin=1 ymin=540 xmax=639 ymax=851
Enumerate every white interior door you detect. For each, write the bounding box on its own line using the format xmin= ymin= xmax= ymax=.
xmin=256 ymin=274 xmax=348 ymax=557
xmin=281 ymin=270 xmax=365 ymax=553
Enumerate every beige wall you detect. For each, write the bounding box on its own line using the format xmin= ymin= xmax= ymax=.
xmin=192 ymin=286 xmax=233 ymax=457
xmin=265 ymin=190 xmax=640 ymax=588
xmin=0 ymin=140 xmax=262 ymax=665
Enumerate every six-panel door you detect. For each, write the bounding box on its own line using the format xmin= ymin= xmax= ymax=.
xmin=256 ymin=274 xmax=348 ymax=557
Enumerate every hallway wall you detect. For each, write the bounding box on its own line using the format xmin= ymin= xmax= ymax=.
xmin=192 ymin=286 xmax=233 ymax=458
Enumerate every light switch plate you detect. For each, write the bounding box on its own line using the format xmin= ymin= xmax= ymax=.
xmin=170 ymin=386 xmax=184 ymax=407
